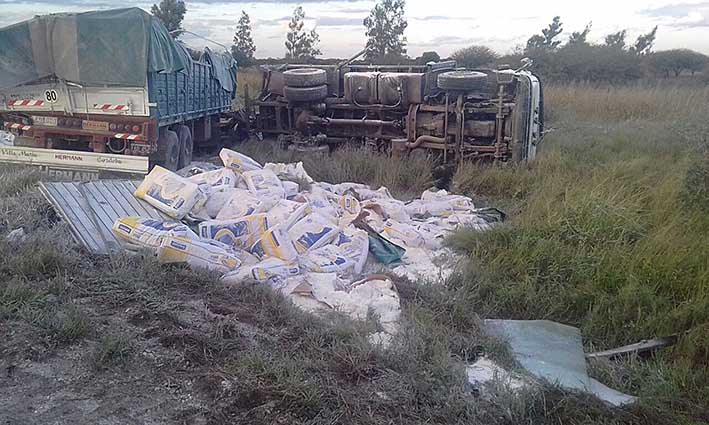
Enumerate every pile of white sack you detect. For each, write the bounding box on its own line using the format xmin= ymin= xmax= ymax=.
xmin=112 ymin=148 xmax=502 ymax=344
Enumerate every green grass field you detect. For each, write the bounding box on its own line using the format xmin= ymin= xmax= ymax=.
xmin=0 ymin=82 xmax=707 ymax=423
xmin=450 ymin=83 xmax=709 ymax=423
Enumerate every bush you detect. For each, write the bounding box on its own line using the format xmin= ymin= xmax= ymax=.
xmin=451 ymin=45 xmax=498 ymax=69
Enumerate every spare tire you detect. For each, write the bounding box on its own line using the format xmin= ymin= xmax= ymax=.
xmin=284 ymin=85 xmax=328 ymax=102
xmin=437 ymin=71 xmax=487 ymax=91
xmin=283 ymin=68 xmax=327 ymax=87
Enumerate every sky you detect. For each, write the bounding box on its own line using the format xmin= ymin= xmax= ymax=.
xmin=1 ymin=0 xmax=709 ymax=58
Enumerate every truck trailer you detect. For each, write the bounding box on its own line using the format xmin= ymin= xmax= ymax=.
xmin=0 ymin=8 xmax=236 ymax=179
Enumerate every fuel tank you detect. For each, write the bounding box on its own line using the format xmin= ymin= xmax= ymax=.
xmin=343 ymin=72 xmax=379 ymax=105
xmin=378 ymin=73 xmax=424 ymax=105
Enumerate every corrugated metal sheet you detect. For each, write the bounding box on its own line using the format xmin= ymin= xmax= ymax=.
xmin=38 ymin=180 xmax=169 ymax=255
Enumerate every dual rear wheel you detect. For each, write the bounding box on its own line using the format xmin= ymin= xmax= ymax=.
xmin=152 ymin=124 xmax=193 ymax=171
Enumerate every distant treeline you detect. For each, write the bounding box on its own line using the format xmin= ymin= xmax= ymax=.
xmin=250 ymin=16 xmax=708 ymax=85
xmin=251 ymin=46 xmax=709 ymax=85
xmin=149 ymin=0 xmax=708 ymax=85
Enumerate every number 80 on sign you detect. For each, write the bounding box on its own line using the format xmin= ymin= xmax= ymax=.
xmin=44 ymin=90 xmax=58 ymax=103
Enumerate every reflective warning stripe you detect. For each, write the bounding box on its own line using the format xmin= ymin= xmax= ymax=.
xmin=114 ymin=133 xmax=142 ymax=141
xmin=94 ymin=104 xmax=128 ymax=111
xmin=4 ymin=122 xmax=32 ymax=131
xmin=8 ymin=100 xmax=45 ymax=107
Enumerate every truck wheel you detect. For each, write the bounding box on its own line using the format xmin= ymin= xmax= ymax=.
xmin=155 ymin=129 xmax=180 ymax=171
xmin=177 ymin=125 xmax=193 ymax=169
xmin=283 ymin=68 xmax=327 ymax=87
xmin=437 ymin=71 xmax=487 ymax=91
xmin=283 ymin=85 xmax=328 ymax=102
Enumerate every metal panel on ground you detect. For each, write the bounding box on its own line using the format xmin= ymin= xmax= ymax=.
xmin=38 ymin=180 xmax=169 ymax=255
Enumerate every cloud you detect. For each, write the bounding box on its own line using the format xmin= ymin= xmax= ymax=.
xmin=0 ymin=0 xmax=363 ymax=4
xmin=413 ymin=15 xmax=454 ymax=21
xmin=671 ymin=15 xmax=709 ymax=28
xmin=316 ymin=16 xmax=364 ymax=26
xmin=412 ymin=15 xmax=476 ymax=22
xmin=640 ymin=2 xmax=709 ymax=18
xmin=254 ymin=12 xmax=365 ymax=28
xmin=254 ymin=16 xmax=292 ymax=26
xmin=410 ymin=35 xmax=475 ymax=49
xmin=339 ymin=7 xmax=371 ymax=14
xmin=639 ymin=1 xmax=709 ymax=29
xmin=0 ymin=0 xmax=132 ymax=4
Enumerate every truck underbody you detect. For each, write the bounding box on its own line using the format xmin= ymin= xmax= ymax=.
xmin=254 ymin=58 xmax=543 ymax=163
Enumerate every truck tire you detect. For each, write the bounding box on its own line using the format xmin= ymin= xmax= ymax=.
xmin=437 ymin=71 xmax=487 ymax=91
xmin=283 ymin=68 xmax=327 ymax=87
xmin=283 ymin=85 xmax=328 ymax=102
xmin=177 ymin=125 xmax=193 ymax=169
xmin=155 ymin=129 xmax=180 ymax=171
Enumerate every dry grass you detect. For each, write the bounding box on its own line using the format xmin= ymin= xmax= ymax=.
xmin=544 ymin=83 xmax=709 ymax=123
xmin=236 ymin=142 xmax=436 ymax=199
xmin=450 ymin=82 xmax=709 ymax=423
xmin=236 ymin=67 xmax=264 ymax=106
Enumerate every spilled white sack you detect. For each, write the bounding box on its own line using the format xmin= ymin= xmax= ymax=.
xmin=199 ymin=214 xmax=269 ymax=250
xmin=220 ymin=148 xmax=263 ymax=173
xmin=134 ymin=166 xmax=207 ymax=219
xmin=112 ymin=216 xmax=198 ymax=250
xmin=243 ymin=169 xmax=286 ymax=200
xmin=157 ymin=236 xmax=242 ymax=274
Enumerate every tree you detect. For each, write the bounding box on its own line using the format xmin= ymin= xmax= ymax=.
xmin=415 ymin=51 xmax=440 ymax=65
xmin=451 ymin=45 xmax=498 ymax=68
xmin=649 ymin=49 xmax=709 ymax=77
xmin=151 ymin=0 xmax=186 ymax=38
xmin=567 ymin=22 xmax=592 ymax=47
xmin=604 ymin=30 xmax=627 ymax=49
xmin=631 ymin=26 xmax=658 ymax=56
xmin=363 ymin=0 xmax=408 ymax=62
xmin=285 ymin=6 xmax=321 ymax=60
xmin=526 ymin=16 xmax=563 ymax=51
xmin=231 ymin=11 xmax=256 ymax=66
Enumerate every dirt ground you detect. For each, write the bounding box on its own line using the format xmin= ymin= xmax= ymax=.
xmin=1 ymin=286 xmax=220 ymax=424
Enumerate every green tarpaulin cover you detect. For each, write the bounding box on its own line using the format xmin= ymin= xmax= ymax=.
xmin=0 ymin=8 xmax=192 ymax=89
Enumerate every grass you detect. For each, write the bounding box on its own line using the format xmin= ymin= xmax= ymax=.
xmin=235 ymin=142 xmax=435 ymax=199
xmin=1 ymin=82 xmax=708 ymax=423
xmin=93 ymin=335 xmax=133 ymax=369
xmin=448 ymin=83 xmax=709 ymax=423
xmin=236 ymin=67 xmax=264 ymax=107
xmin=543 ymin=82 xmax=709 ymax=123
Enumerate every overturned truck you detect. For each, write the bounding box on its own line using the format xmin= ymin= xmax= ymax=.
xmin=255 ymin=56 xmax=543 ymax=163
